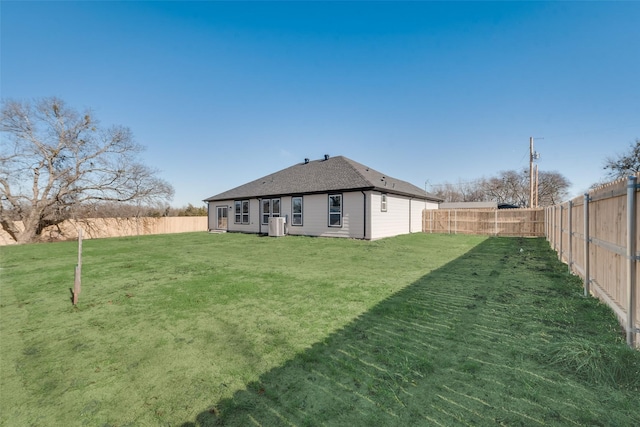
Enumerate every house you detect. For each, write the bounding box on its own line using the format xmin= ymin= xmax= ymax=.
xmin=204 ymin=155 xmax=442 ymax=240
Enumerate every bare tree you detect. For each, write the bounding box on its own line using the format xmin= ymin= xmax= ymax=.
xmin=537 ymin=171 xmax=570 ymax=206
xmin=433 ymin=169 xmax=570 ymax=207
xmin=480 ymin=170 xmax=528 ymax=207
xmin=603 ymin=139 xmax=640 ymax=180
xmin=431 ymin=180 xmax=485 ymax=202
xmin=1 ymin=97 xmax=174 ymax=243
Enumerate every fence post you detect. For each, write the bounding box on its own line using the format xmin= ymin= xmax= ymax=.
xmin=559 ymin=205 xmax=564 ymax=262
xmin=551 ymin=206 xmax=556 ymax=251
xmin=546 ymin=207 xmax=550 ymax=242
xmin=548 ymin=206 xmax=552 ymax=246
xmin=73 ymin=228 xmax=83 ymax=305
xmin=455 ymin=209 xmax=458 ymax=235
xmin=553 ymin=205 xmax=557 ymax=250
xmin=430 ymin=209 xmax=433 ymax=233
xmin=568 ymin=201 xmax=573 ymax=274
xmin=584 ymin=193 xmax=590 ymax=297
xmin=626 ymin=176 xmax=637 ymax=347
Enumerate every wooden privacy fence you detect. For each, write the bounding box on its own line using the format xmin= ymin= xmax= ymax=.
xmin=0 ymin=216 xmax=208 ymax=245
xmin=423 ymin=208 xmax=545 ymax=237
xmin=546 ymin=176 xmax=640 ymax=348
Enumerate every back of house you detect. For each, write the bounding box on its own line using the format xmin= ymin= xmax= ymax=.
xmin=204 ymin=155 xmax=442 ymax=240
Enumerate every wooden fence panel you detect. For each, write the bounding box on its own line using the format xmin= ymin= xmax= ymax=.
xmin=0 ymin=217 xmax=208 ymax=245
xmin=546 ymin=176 xmax=640 ymax=348
xmin=423 ymin=208 xmax=545 ymax=237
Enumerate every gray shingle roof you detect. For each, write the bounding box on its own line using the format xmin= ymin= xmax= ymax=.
xmin=204 ymin=155 xmax=442 ymax=202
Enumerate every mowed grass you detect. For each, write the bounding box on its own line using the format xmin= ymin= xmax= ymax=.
xmin=1 ymin=233 xmax=639 ymax=426
xmin=1 ymin=232 xmax=480 ymax=426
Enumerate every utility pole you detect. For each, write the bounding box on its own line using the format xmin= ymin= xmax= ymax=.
xmin=529 ymin=137 xmax=534 ymax=208
xmin=529 ymin=137 xmax=541 ymax=208
xmin=535 ymin=163 xmax=539 ymax=208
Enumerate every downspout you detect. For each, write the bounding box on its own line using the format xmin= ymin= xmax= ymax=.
xmin=361 ymin=191 xmax=367 ymax=240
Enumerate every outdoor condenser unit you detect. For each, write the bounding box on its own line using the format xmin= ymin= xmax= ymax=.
xmin=268 ymin=217 xmax=286 ymax=237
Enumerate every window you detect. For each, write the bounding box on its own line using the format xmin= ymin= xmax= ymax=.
xmin=381 ymin=194 xmax=388 ymax=212
xmin=292 ymin=197 xmax=303 ymax=226
xmin=262 ymin=199 xmax=270 ymax=225
xmin=328 ymin=194 xmax=342 ymax=227
xmin=235 ymin=200 xmax=250 ymax=224
xmin=261 ymin=198 xmax=281 ymax=225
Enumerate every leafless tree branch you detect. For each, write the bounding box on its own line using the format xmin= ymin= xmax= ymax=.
xmin=1 ymin=97 xmax=174 ymax=243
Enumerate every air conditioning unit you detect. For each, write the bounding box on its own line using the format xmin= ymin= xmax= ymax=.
xmin=268 ymin=217 xmax=286 ymax=237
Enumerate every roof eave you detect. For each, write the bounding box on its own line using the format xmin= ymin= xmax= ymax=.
xmin=205 ymin=187 xmax=442 ymax=203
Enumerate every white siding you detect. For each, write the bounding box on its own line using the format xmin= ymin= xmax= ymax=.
xmin=208 ymin=199 xmax=260 ymax=234
xmin=370 ymin=193 xmax=439 ymax=240
xmin=285 ymin=192 xmax=366 ymax=239
xmin=370 ymin=193 xmax=409 ymax=240
xmin=209 ymin=192 xmax=435 ymax=239
xmin=207 ymin=204 xmax=216 ymax=230
xmin=208 ymin=201 xmax=231 ymax=231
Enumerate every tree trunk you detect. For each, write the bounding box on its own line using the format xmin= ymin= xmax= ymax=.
xmin=7 ymin=214 xmax=40 ymax=244
xmin=0 ymin=218 xmax=20 ymax=243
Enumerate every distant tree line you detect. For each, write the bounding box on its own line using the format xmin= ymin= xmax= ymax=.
xmin=431 ymin=169 xmax=571 ymax=207
xmin=60 ymin=202 xmax=207 ymax=219
xmin=433 ymin=138 xmax=640 ymax=206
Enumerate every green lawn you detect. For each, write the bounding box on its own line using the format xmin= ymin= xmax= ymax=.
xmin=1 ymin=233 xmax=638 ymax=426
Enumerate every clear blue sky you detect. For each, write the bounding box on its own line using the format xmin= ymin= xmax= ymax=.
xmin=2 ymin=1 xmax=639 ymax=207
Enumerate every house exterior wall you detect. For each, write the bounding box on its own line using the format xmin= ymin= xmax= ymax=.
xmin=208 ymin=191 xmax=368 ymax=239
xmin=285 ymin=191 xmax=366 ymax=239
xmin=208 ymin=199 xmax=261 ymax=234
xmin=370 ymin=193 xmax=408 ymax=240
xmin=208 ymin=192 xmax=438 ymax=240
xmin=369 ymin=193 xmax=439 ymax=240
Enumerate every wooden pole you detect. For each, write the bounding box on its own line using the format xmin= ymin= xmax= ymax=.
xmin=533 ymin=164 xmax=539 ymax=208
xmin=73 ymin=229 xmax=83 ymax=305
xmin=78 ymin=228 xmax=83 ymax=271
xmin=529 ymin=137 xmax=534 ymax=208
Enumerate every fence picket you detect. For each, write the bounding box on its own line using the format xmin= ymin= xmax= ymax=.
xmin=422 ymin=208 xmax=545 ymax=237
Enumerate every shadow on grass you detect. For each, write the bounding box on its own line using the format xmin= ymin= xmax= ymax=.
xmin=181 ymin=237 xmax=639 ymax=426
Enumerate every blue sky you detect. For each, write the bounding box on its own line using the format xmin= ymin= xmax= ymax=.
xmin=2 ymin=1 xmax=639 ymax=207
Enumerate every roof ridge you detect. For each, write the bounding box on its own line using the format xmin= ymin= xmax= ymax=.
xmin=339 ymin=156 xmax=379 ymax=187
xmin=204 ymin=155 xmax=442 ymax=202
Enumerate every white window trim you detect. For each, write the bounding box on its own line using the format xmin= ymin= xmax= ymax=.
xmin=292 ymin=196 xmax=303 ymax=226
xmin=235 ymin=200 xmax=250 ymax=224
xmin=328 ymin=194 xmax=342 ymax=227
xmin=381 ymin=193 xmax=388 ymax=212
xmin=261 ymin=198 xmax=281 ymax=225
